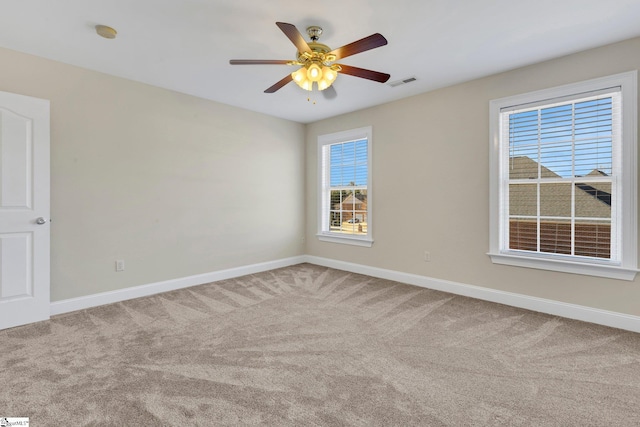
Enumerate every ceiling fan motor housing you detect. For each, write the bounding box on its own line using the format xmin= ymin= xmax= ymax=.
xmin=306 ymin=26 xmax=323 ymax=42
xmin=296 ymin=43 xmax=333 ymax=63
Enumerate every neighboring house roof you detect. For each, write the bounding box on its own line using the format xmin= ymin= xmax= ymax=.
xmin=575 ymin=183 xmax=611 ymax=206
xmin=509 ymin=156 xmax=559 ymax=179
xmin=509 ymin=156 xmax=611 ymax=219
xmin=341 ymin=194 xmax=363 ymax=205
xmin=334 ymin=193 xmax=364 ymax=210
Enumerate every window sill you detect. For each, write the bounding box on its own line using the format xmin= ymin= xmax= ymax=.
xmin=317 ymin=233 xmax=373 ymax=247
xmin=488 ymin=252 xmax=638 ymax=281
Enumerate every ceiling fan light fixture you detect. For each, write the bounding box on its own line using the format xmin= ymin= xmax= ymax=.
xmin=317 ymin=66 xmax=337 ymax=91
xmin=323 ymin=66 xmax=337 ymax=81
xmin=307 ymin=63 xmax=322 ymax=82
xmin=292 ymin=67 xmax=313 ymax=91
xmin=292 ymin=67 xmax=305 ymax=82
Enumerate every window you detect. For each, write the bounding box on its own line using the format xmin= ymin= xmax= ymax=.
xmin=489 ymin=72 xmax=637 ymax=280
xmin=318 ymin=126 xmax=373 ymax=247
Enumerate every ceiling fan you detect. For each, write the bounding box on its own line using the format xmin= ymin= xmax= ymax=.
xmin=229 ymin=22 xmax=390 ymax=95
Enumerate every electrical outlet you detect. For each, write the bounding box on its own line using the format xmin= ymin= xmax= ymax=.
xmin=424 ymin=251 xmax=431 ymax=262
xmin=115 ymin=260 xmax=125 ymax=272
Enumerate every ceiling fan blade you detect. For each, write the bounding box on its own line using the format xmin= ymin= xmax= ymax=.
xmin=230 ymin=59 xmax=291 ymax=65
xmin=264 ymin=74 xmax=293 ymax=93
xmin=276 ymin=22 xmax=311 ymax=54
xmin=337 ymin=64 xmax=390 ymax=83
xmin=329 ymin=33 xmax=388 ymax=60
xmin=322 ymin=85 xmax=338 ymax=100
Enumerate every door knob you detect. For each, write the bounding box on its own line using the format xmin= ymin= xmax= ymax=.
xmin=36 ymin=217 xmax=47 ymax=225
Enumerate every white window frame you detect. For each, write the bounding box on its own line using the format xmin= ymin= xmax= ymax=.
xmin=489 ymin=71 xmax=638 ymax=280
xmin=317 ymin=126 xmax=373 ymax=247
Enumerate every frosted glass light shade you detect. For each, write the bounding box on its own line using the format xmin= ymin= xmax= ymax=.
xmin=292 ymin=67 xmax=313 ymax=91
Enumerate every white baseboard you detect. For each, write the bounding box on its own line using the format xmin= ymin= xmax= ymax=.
xmin=303 ymin=255 xmax=640 ymax=334
xmin=50 ymin=254 xmax=640 ymax=334
xmin=50 ymin=256 xmax=306 ymax=316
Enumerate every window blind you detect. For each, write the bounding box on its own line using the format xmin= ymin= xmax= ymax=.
xmin=501 ymin=89 xmax=621 ymax=260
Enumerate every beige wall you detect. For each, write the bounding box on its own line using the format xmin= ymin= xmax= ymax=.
xmin=2 ymin=36 xmax=639 ymax=316
xmin=0 ymin=47 xmax=305 ymax=301
xmin=306 ymin=37 xmax=640 ymax=317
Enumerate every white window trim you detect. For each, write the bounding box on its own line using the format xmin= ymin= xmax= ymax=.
xmin=489 ymin=71 xmax=638 ymax=280
xmin=317 ymin=126 xmax=373 ymax=247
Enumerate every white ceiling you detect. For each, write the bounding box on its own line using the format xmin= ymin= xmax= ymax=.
xmin=2 ymin=0 xmax=640 ymax=124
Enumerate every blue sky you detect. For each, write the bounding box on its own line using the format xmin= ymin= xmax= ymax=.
xmin=330 ymin=139 xmax=368 ymax=187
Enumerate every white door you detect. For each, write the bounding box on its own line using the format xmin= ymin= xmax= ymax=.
xmin=0 ymin=91 xmax=50 ymax=330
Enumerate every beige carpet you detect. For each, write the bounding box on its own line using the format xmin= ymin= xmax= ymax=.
xmin=1 ymin=263 xmax=640 ymax=426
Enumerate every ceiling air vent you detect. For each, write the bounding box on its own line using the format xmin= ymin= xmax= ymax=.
xmin=388 ymin=77 xmax=417 ymax=87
